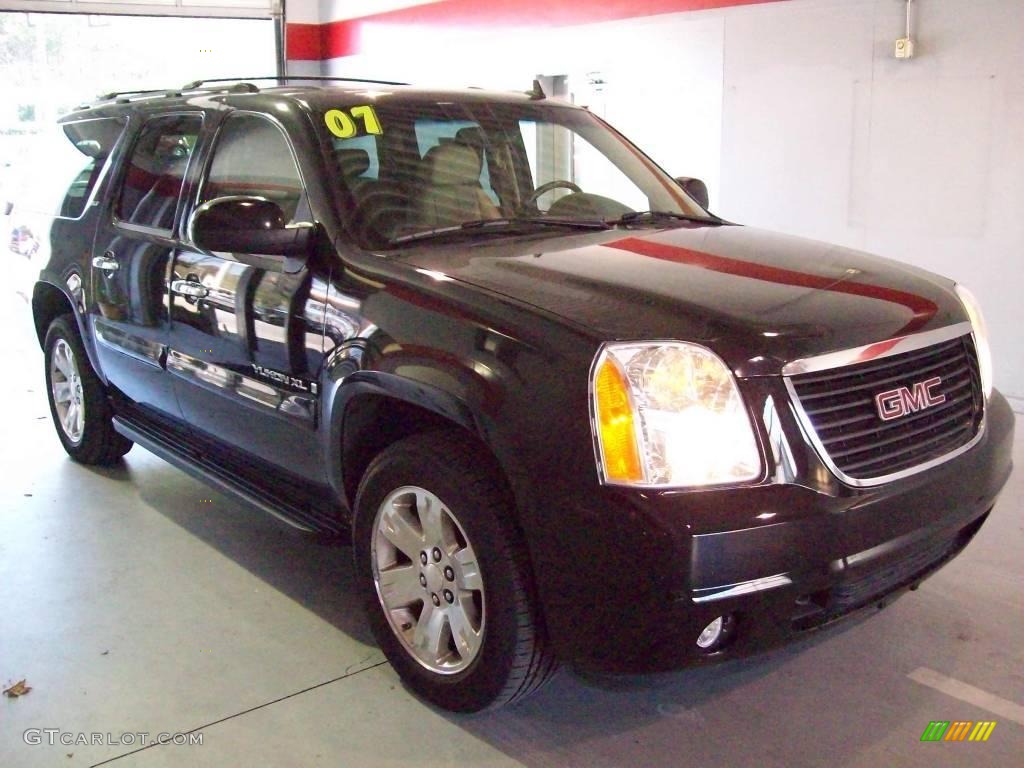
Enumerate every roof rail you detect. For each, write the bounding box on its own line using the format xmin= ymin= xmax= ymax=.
xmin=181 ymin=76 xmax=410 ymax=90
xmin=96 ymin=88 xmax=172 ymax=101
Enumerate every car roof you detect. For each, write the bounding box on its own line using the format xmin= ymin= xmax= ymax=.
xmin=59 ymin=80 xmax=576 ymax=124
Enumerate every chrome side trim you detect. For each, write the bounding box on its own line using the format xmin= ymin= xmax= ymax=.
xmin=94 ymin=320 xmax=164 ymax=368
xmin=781 ymin=322 xmax=972 ymax=376
xmin=692 ymin=574 xmax=792 ymax=604
xmin=783 ymin=325 xmax=986 ymax=488
xmin=166 ymin=350 xmax=316 ymax=424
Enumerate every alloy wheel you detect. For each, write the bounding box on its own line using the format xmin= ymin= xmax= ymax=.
xmin=50 ymin=338 xmax=85 ymax=443
xmin=371 ymin=485 xmax=485 ymax=674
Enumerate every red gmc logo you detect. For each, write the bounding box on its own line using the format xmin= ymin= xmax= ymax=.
xmin=875 ymin=376 xmax=946 ymax=421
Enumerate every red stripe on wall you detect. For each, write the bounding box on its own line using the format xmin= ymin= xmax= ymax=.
xmin=286 ymin=23 xmax=323 ymax=60
xmin=286 ymin=0 xmax=787 ymax=60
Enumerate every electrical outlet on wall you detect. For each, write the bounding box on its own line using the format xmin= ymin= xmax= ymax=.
xmin=895 ymin=37 xmax=915 ymax=59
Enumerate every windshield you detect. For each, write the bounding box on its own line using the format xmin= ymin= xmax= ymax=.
xmin=319 ymin=97 xmax=710 ymax=248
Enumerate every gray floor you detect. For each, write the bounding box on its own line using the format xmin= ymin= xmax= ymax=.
xmin=1 ymin=291 xmax=1021 ymax=768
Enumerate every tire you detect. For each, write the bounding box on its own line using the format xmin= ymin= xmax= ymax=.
xmin=44 ymin=314 xmax=133 ymax=465
xmin=354 ymin=431 xmax=557 ymax=712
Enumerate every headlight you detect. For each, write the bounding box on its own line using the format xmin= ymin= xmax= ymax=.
xmin=954 ymin=285 xmax=993 ymax=398
xmin=590 ymin=342 xmax=761 ymax=487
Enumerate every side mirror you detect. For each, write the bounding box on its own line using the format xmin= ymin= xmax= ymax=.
xmin=674 ymin=176 xmax=710 ymax=210
xmin=188 ymin=196 xmax=315 ymax=268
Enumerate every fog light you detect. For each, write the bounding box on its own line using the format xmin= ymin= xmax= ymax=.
xmin=696 ymin=614 xmax=736 ymax=651
xmin=696 ymin=617 xmax=724 ymax=649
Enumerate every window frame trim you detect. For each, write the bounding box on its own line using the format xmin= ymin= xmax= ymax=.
xmin=186 ymin=109 xmax=310 ymax=250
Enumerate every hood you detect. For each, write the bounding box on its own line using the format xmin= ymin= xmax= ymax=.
xmin=392 ymin=223 xmax=966 ymax=376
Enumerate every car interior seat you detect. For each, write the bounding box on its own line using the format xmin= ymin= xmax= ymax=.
xmin=415 ymin=143 xmax=501 ymax=230
xmin=335 ymin=147 xmax=413 ymax=247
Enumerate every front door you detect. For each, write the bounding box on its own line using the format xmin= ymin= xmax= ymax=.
xmin=167 ymin=112 xmax=328 ymax=483
xmin=90 ymin=113 xmax=203 ymax=418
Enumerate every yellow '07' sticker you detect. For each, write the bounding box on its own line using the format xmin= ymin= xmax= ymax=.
xmin=324 ymin=106 xmax=383 ymax=138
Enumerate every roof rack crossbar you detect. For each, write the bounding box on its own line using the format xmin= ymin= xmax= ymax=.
xmin=181 ymin=76 xmax=410 ymax=89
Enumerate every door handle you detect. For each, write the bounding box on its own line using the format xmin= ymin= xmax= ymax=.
xmin=92 ymin=252 xmax=119 ymax=272
xmin=171 ymin=279 xmax=209 ymax=299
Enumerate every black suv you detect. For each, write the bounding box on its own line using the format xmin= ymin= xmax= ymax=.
xmin=32 ymin=78 xmax=1013 ymax=712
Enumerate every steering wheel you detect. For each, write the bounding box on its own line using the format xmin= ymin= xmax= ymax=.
xmin=525 ymin=179 xmax=582 ymax=206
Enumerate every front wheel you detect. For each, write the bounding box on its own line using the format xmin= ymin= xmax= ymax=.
xmin=44 ymin=314 xmax=133 ymax=465
xmin=353 ymin=431 xmax=557 ymax=712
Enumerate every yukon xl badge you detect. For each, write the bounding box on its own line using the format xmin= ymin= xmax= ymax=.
xmin=875 ymin=376 xmax=945 ymax=421
xmin=251 ymin=364 xmax=318 ymax=395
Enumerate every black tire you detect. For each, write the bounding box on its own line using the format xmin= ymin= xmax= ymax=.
xmin=44 ymin=314 xmax=133 ymax=465
xmin=354 ymin=431 xmax=557 ymax=712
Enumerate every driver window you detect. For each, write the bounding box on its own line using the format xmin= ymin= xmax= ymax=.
xmin=200 ymin=114 xmax=308 ymax=224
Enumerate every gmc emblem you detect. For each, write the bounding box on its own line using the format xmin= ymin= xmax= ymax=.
xmin=875 ymin=376 xmax=946 ymax=421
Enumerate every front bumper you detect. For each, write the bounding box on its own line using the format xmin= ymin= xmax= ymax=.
xmin=534 ymin=389 xmax=1015 ymax=673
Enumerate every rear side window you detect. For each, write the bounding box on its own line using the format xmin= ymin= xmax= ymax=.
xmin=24 ymin=118 xmax=126 ymax=220
xmin=117 ymin=114 xmax=202 ymax=231
xmin=199 ymin=113 xmax=306 ymax=224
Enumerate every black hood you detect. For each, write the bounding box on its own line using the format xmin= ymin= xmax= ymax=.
xmin=392 ymin=223 xmax=967 ymax=376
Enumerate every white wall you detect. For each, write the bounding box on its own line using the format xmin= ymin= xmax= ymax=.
xmin=307 ymin=0 xmax=1024 ymax=402
xmin=719 ymin=0 xmax=1023 ymax=405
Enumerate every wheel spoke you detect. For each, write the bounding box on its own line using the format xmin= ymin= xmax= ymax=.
xmin=52 ymin=382 xmax=72 ymax=404
xmin=63 ymin=403 xmax=77 ymax=433
xmin=447 ymin=603 xmax=482 ymax=660
xmin=416 ymin=489 xmax=444 ymax=545
xmin=453 ymin=548 xmax=483 ymax=591
xmin=54 ymin=346 xmax=74 ymax=380
xmin=413 ymin=601 xmax=448 ymax=659
xmin=380 ymin=502 xmax=425 ymax=560
xmin=74 ymin=402 xmax=85 ymax=434
xmin=378 ymin=564 xmax=423 ymax=608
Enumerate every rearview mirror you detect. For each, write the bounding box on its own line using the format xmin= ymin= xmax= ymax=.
xmin=674 ymin=176 xmax=710 ymax=210
xmin=188 ymin=196 xmax=315 ymax=268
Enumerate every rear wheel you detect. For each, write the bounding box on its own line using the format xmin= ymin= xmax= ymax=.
xmin=354 ymin=431 xmax=557 ymax=712
xmin=44 ymin=314 xmax=132 ymax=465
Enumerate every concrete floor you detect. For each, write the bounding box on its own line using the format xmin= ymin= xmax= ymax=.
xmin=1 ymin=290 xmax=1021 ymax=768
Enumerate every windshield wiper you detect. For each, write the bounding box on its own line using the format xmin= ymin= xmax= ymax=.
xmin=390 ymin=216 xmax=612 ymax=245
xmin=611 ymin=210 xmax=727 ymax=226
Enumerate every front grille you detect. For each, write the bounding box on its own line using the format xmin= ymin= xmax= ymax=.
xmin=788 ymin=334 xmax=984 ymax=482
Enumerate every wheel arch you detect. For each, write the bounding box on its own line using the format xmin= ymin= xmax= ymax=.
xmin=325 ymin=372 xmax=527 ymax=525
xmin=32 ymin=278 xmax=105 ymax=382
xmin=32 ymin=280 xmax=76 ymax=347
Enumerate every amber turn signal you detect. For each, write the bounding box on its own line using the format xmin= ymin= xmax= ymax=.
xmin=594 ymin=356 xmax=643 ymax=483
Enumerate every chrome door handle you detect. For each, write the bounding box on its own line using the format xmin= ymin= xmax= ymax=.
xmin=171 ymin=279 xmax=209 ymax=299
xmin=92 ymin=252 xmax=119 ymax=272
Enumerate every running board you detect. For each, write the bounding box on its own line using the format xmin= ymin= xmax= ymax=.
xmin=113 ymin=415 xmax=345 ymax=534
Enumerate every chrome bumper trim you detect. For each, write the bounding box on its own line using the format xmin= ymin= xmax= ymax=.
xmin=692 ymin=574 xmax=793 ymax=604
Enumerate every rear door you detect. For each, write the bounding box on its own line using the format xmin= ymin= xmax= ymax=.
xmin=90 ymin=113 xmax=203 ymax=418
xmin=167 ymin=112 xmax=328 ymax=483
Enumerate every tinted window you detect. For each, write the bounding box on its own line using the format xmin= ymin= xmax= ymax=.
xmin=117 ymin=114 xmax=201 ymax=230
xmin=55 ymin=119 xmax=127 ymax=218
xmin=200 ymin=114 xmax=306 ymax=224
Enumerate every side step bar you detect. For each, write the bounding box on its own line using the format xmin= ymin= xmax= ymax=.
xmin=112 ymin=416 xmax=345 ymax=535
